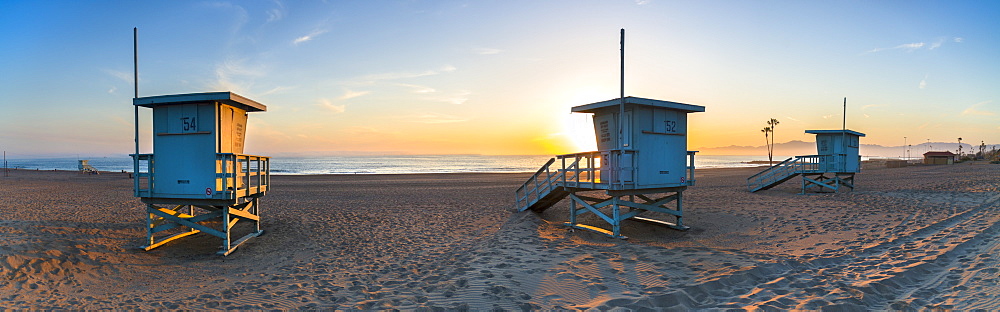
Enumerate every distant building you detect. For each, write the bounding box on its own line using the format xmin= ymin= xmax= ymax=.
xmin=923 ymin=151 xmax=957 ymax=165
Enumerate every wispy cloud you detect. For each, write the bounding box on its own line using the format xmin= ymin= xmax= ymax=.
xmin=294 ymin=29 xmax=328 ymax=45
xmin=204 ymin=2 xmax=249 ymax=35
xmin=431 ymin=90 xmax=471 ymax=105
xmin=406 ymin=112 xmax=468 ymax=124
xmin=108 ymin=86 xmax=117 ymax=94
xmin=635 ymin=0 xmax=651 ymax=5
xmin=962 ymin=101 xmax=995 ymax=116
xmin=103 ymin=69 xmax=133 ymax=83
xmin=861 ymin=104 xmax=884 ymax=112
xmin=352 ymin=65 xmax=457 ymax=85
xmin=361 ymin=70 xmax=438 ymax=82
xmin=867 ymin=36 xmax=963 ymax=54
xmin=260 ymin=86 xmax=295 ymax=96
xmin=318 ymin=98 xmax=346 ymax=113
xmin=218 ymin=58 xmax=264 ymax=77
xmin=266 ymin=0 xmax=285 ymax=22
xmin=395 ymin=83 xmax=437 ymax=93
xmin=783 ymin=116 xmax=800 ymax=122
xmin=930 ymin=38 xmax=944 ymax=50
xmin=473 ymin=47 xmax=502 ymax=55
xmin=339 ymin=89 xmax=370 ymax=100
xmin=209 ymin=58 xmax=264 ymax=94
xmin=866 ymin=42 xmax=926 ymax=54
xmin=857 ymin=104 xmax=879 ymax=118
xmin=919 ymin=74 xmax=928 ymax=89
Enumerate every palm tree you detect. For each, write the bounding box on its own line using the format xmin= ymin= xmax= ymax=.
xmin=762 ymin=126 xmax=772 ymax=165
xmin=767 ymin=118 xmax=779 ymax=163
xmin=958 ymin=137 xmax=963 ymax=157
xmin=761 ymin=118 xmax=780 ymax=165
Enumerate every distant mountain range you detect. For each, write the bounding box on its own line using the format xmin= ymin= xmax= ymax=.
xmin=695 ymin=141 xmax=999 ymax=158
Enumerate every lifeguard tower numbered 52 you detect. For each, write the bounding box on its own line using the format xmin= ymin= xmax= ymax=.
xmin=515 ymin=97 xmax=705 ymax=238
xmin=515 ymin=29 xmax=706 ymax=239
xmin=132 ymin=92 xmax=270 ymax=255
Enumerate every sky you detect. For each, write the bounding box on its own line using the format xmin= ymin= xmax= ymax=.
xmin=1 ymin=0 xmax=998 ymax=157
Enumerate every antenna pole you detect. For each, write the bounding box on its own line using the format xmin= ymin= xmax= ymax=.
xmin=842 ymin=97 xmax=847 ymax=167
xmin=619 ymin=28 xmax=625 ymax=149
xmin=618 ymin=28 xmax=626 ymax=187
xmin=842 ymin=97 xmax=846 ymax=133
xmin=133 ymin=27 xmax=140 ymax=192
xmin=134 ymin=27 xmax=139 ymax=99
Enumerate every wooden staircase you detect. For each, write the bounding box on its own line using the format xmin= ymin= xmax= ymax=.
xmin=747 ymin=157 xmax=801 ymax=192
xmin=514 ymin=158 xmax=569 ymax=212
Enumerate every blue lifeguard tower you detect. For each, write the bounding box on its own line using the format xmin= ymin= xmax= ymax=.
xmin=747 ymin=129 xmax=865 ymax=194
xmin=515 ymin=97 xmax=705 ymax=238
xmin=132 ymin=92 xmax=270 ymax=255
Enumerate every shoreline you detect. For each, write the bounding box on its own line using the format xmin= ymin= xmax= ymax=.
xmin=0 ymin=164 xmax=771 ymax=177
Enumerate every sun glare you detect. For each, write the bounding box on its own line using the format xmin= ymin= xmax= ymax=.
xmin=564 ymin=110 xmax=598 ymax=153
xmin=557 ymin=88 xmax=612 ymax=154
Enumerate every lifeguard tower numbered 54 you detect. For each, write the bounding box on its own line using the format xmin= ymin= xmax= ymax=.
xmin=515 ymin=97 xmax=705 ymax=238
xmin=132 ymin=92 xmax=270 ymax=255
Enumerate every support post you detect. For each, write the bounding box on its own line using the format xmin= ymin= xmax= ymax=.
xmin=146 ymin=204 xmax=154 ymax=247
xmin=676 ymin=191 xmax=684 ymax=228
xmin=222 ymin=205 xmax=231 ymax=253
xmin=569 ymin=194 xmax=577 ymax=226
xmin=612 ymin=196 xmax=621 ymax=237
xmin=565 ymin=189 xmax=689 ymax=239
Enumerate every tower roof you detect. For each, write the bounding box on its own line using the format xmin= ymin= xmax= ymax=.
xmin=133 ymin=91 xmax=266 ymax=112
xmin=805 ymin=129 xmax=866 ymax=137
xmin=571 ymin=96 xmax=705 ymax=114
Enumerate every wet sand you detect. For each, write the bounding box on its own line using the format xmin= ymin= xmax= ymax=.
xmin=1 ymin=162 xmax=999 ymax=310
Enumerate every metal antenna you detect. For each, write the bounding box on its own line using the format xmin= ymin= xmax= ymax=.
xmin=842 ymin=97 xmax=847 ymax=164
xmin=619 ymin=28 xmax=626 ymax=188
xmin=133 ymin=27 xmax=140 ymax=190
xmin=619 ymin=28 xmax=625 ymax=150
xmin=134 ymin=27 xmax=139 ymax=99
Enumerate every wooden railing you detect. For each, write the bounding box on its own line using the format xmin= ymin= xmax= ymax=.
xmin=747 ymin=154 xmax=849 ymax=191
xmin=516 ymin=149 xmax=698 ymax=211
xmin=686 ymin=151 xmax=698 ymax=186
xmin=132 ymin=153 xmax=154 ymax=197
xmin=557 ymin=149 xmax=637 ymax=190
xmin=514 ymin=158 xmax=559 ymax=211
xmin=132 ymin=153 xmax=269 ymax=200
xmin=217 ymin=153 xmax=270 ymax=200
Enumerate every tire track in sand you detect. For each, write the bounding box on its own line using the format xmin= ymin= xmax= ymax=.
xmin=592 ymin=192 xmax=1000 ymax=310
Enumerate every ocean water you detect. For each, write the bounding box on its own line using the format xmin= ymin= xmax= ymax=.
xmin=3 ymin=154 xmax=805 ymax=175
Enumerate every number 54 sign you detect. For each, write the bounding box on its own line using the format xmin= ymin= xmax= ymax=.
xmin=181 ymin=117 xmax=197 ymax=132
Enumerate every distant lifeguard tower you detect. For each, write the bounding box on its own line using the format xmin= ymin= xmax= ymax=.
xmin=515 ymin=97 xmax=705 ymax=238
xmin=132 ymin=92 xmax=270 ymax=255
xmin=78 ymin=160 xmax=99 ymax=174
xmin=747 ymin=129 xmax=865 ymax=194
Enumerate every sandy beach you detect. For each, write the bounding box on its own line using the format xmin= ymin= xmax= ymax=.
xmin=2 ymin=162 xmax=999 ymax=310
